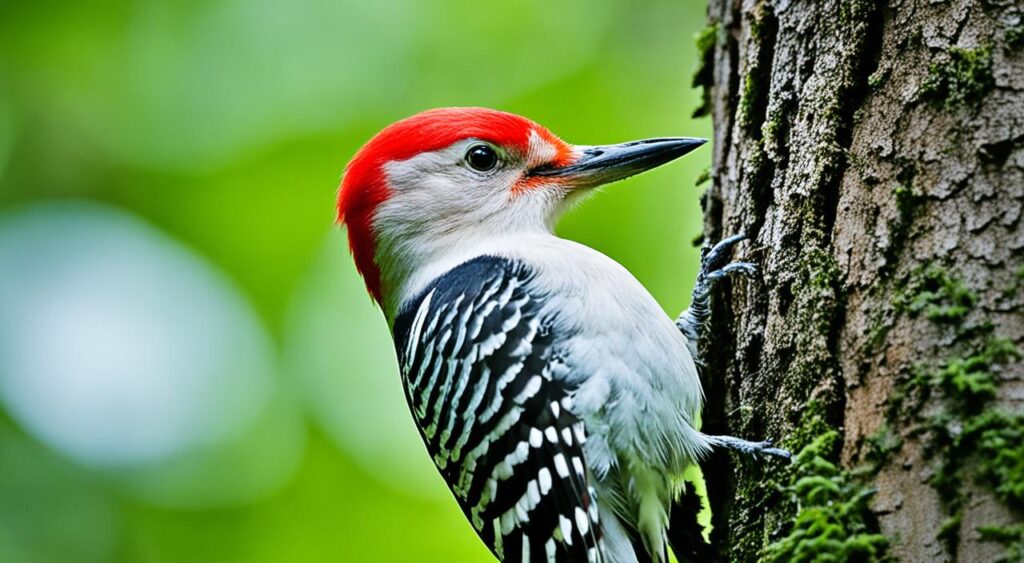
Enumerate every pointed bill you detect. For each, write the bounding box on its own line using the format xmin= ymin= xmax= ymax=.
xmin=530 ymin=137 xmax=707 ymax=188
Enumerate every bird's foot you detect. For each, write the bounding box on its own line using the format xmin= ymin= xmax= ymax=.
xmin=699 ymin=234 xmax=758 ymax=285
xmin=707 ymin=434 xmax=792 ymax=461
xmin=675 ymin=233 xmax=760 ymax=341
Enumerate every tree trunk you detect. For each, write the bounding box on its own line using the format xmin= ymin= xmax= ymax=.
xmin=696 ymin=0 xmax=1023 ymax=561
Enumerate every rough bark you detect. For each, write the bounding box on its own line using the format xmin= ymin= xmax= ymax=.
xmin=697 ymin=0 xmax=1023 ymax=561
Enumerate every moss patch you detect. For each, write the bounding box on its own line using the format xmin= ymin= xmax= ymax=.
xmin=978 ymin=525 xmax=1024 ymax=563
xmin=867 ymin=67 xmax=889 ymax=90
xmin=937 ymin=511 xmax=963 ymax=554
xmin=929 ymin=337 xmax=1017 ymax=412
xmin=971 ymin=410 xmax=1024 ymax=507
xmin=881 ymin=179 xmax=921 ymax=275
xmin=868 ymin=264 xmax=982 ymax=359
xmin=737 ymin=7 xmax=777 ymax=134
xmin=883 ymin=266 xmax=1023 ymax=559
xmin=692 ymin=23 xmax=719 ymax=118
xmin=801 ymin=247 xmax=841 ymax=293
xmin=739 ymin=74 xmax=761 ymax=131
xmin=920 ymin=46 xmax=995 ymax=109
xmin=896 ymin=335 xmax=1021 ymax=511
xmin=763 ymin=430 xmax=889 ymax=562
xmin=897 ymin=265 xmax=977 ymax=326
xmin=863 ymin=422 xmax=902 ymax=472
xmin=892 ymin=184 xmax=917 ymax=229
xmin=762 ymin=113 xmax=783 ymax=147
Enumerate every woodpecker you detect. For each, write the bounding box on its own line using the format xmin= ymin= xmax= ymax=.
xmin=337 ymin=107 xmax=788 ymax=563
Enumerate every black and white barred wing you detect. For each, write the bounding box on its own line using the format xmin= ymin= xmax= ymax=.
xmin=393 ymin=257 xmax=604 ymax=563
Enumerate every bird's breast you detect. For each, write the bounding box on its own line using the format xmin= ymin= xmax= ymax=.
xmin=499 ymin=238 xmax=706 ymax=463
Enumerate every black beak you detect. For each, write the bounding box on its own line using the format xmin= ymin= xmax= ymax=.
xmin=530 ymin=137 xmax=706 ymax=188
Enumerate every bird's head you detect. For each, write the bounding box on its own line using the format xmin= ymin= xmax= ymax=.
xmin=338 ymin=107 xmax=705 ymax=308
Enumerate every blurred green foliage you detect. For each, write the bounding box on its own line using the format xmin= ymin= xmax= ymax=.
xmin=0 ymin=0 xmax=711 ymax=561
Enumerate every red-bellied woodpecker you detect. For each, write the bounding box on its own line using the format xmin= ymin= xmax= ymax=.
xmin=336 ymin=107 xmax=789 ymax=563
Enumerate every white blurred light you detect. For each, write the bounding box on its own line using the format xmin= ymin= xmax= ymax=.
xmin=286 ymin=232 xmax=449 ymax=501
xmin=0 ymin=202 xmax=275 ymax=468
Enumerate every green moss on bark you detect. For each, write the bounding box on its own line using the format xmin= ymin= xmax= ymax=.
xmin=897 ymin=265 xmax=977 ymax=326
xmin=881 ymin=266 xmax=1023 ymax=559
xmin=802 ymin=248 xmax=841 ymax=293
xmin=867 ymin=67 xmax=889 ymax=90
xmin=880 ymin=180 xmax=921 ymax=275
xmin=892 ymin=184 xmax=916 ymax=227
xmin=763 ymin=430 xmax=889 ymax=562
xmin=739 ymin=74 xmax=761 ymax=130
xmin=920 ymin=46 xmax=995 ymax=109
xmin=971 ymin=411 xmax=1024 ymax=506
xmin=692 ymin=23 xmax=719 ymax=118
xmin=978 ymin=525 xmax=1024 ymax=563
xmin=737 ymin=7 xmax=776 ymax=134
xmin=929 ymin=337 xmax=1017 ymax=413
xmin=863 ymin=422 xmax=902 ymax=472
xmin=867 ymin=263 xmax=983 ymax=359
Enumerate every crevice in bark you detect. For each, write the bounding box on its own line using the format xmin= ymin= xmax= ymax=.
xmin=739 ymin=5 xmax=780 ymax=244
xmin=819 ymin=0 xmax=886 ymax=395
xmin=820 ymin=1 xmax=886 ymax=237
xmin=722 ymin=1 xmax=743 ymax=166
xmin=738 ymin=6 xmax=777 ymax=139
xmin=699 ymin=2 xmax=748 ymax=557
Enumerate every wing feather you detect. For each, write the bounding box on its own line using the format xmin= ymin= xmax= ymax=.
xmin=393 ymin=256 xmax=605 ymax=562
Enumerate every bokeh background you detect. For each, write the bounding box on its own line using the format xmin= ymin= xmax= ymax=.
xmin=0 ymin=1 xmax=711 ymax=561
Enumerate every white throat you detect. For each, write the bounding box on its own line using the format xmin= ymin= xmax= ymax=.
xmin=370 ymin=137 xmax=572 ymax=321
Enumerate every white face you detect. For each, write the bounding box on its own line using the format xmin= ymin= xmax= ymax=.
xmin=371 ymin=132 xmax=578 ymax=297
xmin=379 ymin=132 xmax=571 ymax=231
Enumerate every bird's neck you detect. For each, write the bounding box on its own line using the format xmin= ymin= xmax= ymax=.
xmin=378 ymin=228 xmax=559 ymax=323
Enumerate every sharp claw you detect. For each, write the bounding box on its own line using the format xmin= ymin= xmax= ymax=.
xmin=716 ymin=233 xmax=747 ymax=248
xmin=705 ymin=261 xmax=760 ymax=283
xmin=724 ymin=262 xmax=758 ymax=275
xmin=702 ymin=234 xmax=748 ymax=271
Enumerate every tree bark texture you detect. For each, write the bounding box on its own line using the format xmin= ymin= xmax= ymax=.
xmin=697 ymin=0 xmax=1023 ymax=561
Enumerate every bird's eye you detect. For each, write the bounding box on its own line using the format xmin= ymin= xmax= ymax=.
xmin=465 ymin=145 xmax=498 ymax=172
